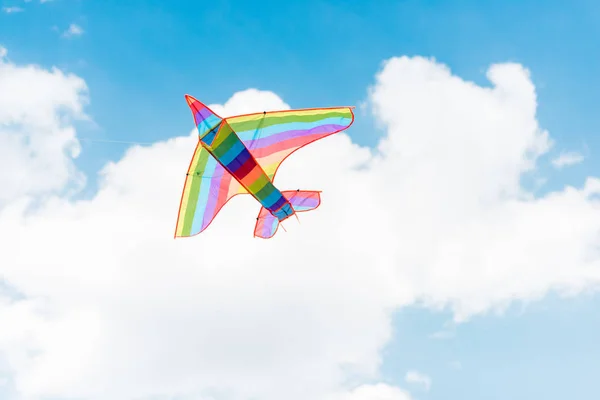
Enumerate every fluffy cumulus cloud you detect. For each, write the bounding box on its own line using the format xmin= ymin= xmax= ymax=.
xmin=0 ymin=49 xmax=88 ymax=204
xmin=0 ymin=49 xmax=599 ymax=400
xmin=330 ymin=384 xmax=413 ymax=400
xmin=369 ymin=57 xmax=600 ymax=319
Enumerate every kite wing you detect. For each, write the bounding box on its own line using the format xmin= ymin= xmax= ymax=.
xmin=225 ymin=107 xmax=354 ymax=180
xmin=175 ymin=141 xmax=247 ymax=238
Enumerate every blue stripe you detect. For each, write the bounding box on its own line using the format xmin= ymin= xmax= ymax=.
xmin=218 ymin=138 xmax=245 ymax=166
xmin=190 ymin=154 xmax=218 ymax=234
xmin=262 ymin=189 xmax=284 ymax=209
xmin=274 ymin=203 xmax=293 ymax=220
xmin=226 ymin=147 xmax=252 ymax=173
xmin=235 ymin=116 xmax=351 ymax=142
xmin=200 ymin=124 xmax=220 ymax=146
xmin=197 ymin=115 xmax=221 ymax=135
xmin=267 ymin=193 xmax=287 ymax=210
xmin=274 ymin=196 xmax=289 ymax=212
xmin=293 ymin=204 xmax=312 ymax=211
xmin=268 ymin=218 xmax=279 ymax=236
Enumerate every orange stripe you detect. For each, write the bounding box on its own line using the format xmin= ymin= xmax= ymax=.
xmin=240 ymin=165 xmax=264 ymax=187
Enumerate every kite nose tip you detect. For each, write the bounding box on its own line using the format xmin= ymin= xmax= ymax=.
xmin=184 ymin=94 xmax=194 ymax=105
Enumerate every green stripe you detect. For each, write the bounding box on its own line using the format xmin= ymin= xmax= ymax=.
xmin=248 ymin=174 xmax=270 ymax=193
xmin=181 ymin=147 xmax=210 ymax=235
xmin=256 ymin=181 xmax=275 ymax=199
xmin=211 ymin=123 xmax=231 ymax=147
xmin=228 ymin=109 xmax=351 ymax=132
xmin=211 ymin=130 xmax=238 ymax=158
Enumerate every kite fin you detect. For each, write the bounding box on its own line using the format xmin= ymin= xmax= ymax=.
xmin=253 ymin=190 xmax=321 ymax=239
xmin=282 ymin=190 xmax=321 ymax=212
xmin=254 ymin=208 xmax=280 ymax=239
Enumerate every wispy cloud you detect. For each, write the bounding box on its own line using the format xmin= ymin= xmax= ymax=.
xmin=449 ymin=361 xmax=462 ymax=370
xmin=0 ymin=46 xmax=6 ymax=59
xmin=428 ymin=329 xmax=455 ymax=340
xmin=62 ymin=23 xmax=84 ymax=38
xmin=2 ymin=6 xmax=24 ymax=13
xmin=404 ymin=370 xmax=432 ymax=391
xmin=552 ymin=151 xmax=584 ymax=168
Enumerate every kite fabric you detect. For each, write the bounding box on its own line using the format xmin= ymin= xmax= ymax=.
xmin=174 ymin=94 xmax=355 ymax=239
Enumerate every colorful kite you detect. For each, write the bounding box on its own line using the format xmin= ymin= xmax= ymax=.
xmin=174 ymin=95 xmax=355 ymax=239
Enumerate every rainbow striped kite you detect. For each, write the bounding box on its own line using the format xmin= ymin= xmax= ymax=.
xmin=174 ymin=94 xmax=355 ymax=239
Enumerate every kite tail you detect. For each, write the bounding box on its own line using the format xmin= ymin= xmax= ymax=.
xmin=253 ymin=190 xmax=321 ymax=239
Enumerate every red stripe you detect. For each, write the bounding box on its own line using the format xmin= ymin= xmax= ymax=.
xmin=214 ymin=173 xmax=232 ymax=214
xmin=233 ymin=157 xmax=256 ymax=180
xmin=240 ymin=165 xmax=263 ymax=187
xmin=252 ymin=132 xmax=329 ymax=159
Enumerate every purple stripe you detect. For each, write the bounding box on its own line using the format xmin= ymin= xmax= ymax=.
xmin=227 ymin=147 xmax=252 ymax=173
xmin=248 ymin=124 xmax=346 ymax=150
xmin=201 ymin=167 xmax=225 ymax=230
xmin=195 ymin=107 xmax=214 ymax=123
xmin=294 ymin=195 xmax=319 ymax=209
xmin=253 ymin=132 xmax=331 ymax=158
xmin=261 ymin=219 xmax=268 ymax=237
xmin=262 ymin=216 xmax=278 ymax=237
xmin=268 ymin=195 xmax=287 ymax=212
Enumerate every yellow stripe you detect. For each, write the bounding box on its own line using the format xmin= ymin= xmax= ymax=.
xmin=258 ymin=147 xmax=298 ymax=178
xmin=175 ymin=144 xmax=205 ymax=236
xmin=176 ymin=179 xmax=193 ymax=236
xmin=226 ymin=107 xmax=350 ymax=124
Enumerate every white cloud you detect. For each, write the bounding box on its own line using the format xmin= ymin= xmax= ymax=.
xmin=429 ymin=329 xmax=455 ymax=340
xmin=0 ymin=51 xmax=599 ymax=400
xmin=62 ymin=23 xmax=84 ymax=38
xmin=552 ymin=151 xmax=584 ymax=168
xmin=404 ymin=370 xmax=432 ymax=391
xmin=331 ymin=384 xmax=412 ymax=400
xmin=2 ymin=6 xmax=24 ymax=13
xmin=0 ymin=51 xmax=88 ymax=204
xmin=0 ymin=46 xmax=6 ymax=59
xmin=449 ymin=361 xmax=462 ymax=370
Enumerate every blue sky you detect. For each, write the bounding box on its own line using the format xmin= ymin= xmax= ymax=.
xmin=383 ymin=294 xmax=600 ymax=400
xmin=2 ymin=0 xmax=598 ymax=185
xmin=2 ymin=0 xmax=600 ymax=399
